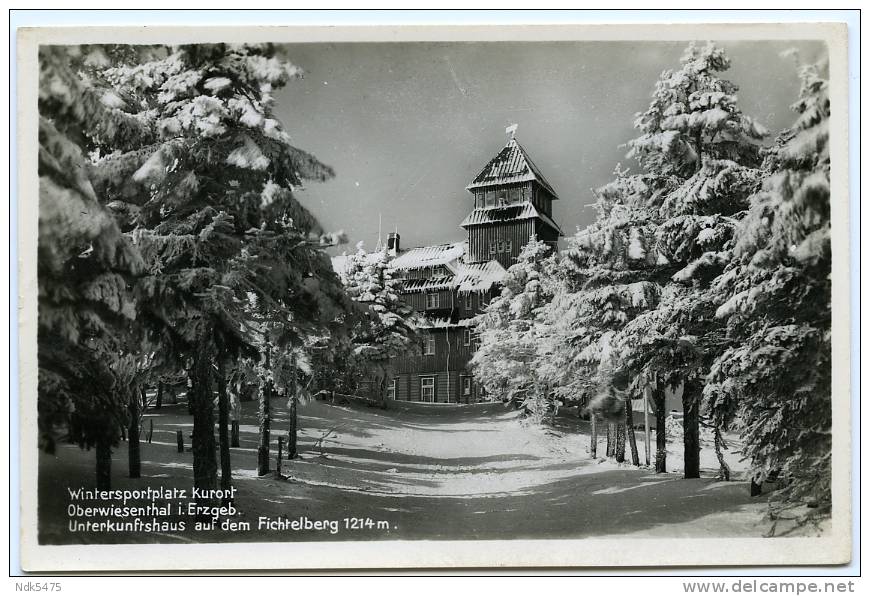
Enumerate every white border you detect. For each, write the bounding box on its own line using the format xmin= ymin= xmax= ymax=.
xmin=14 ymin=20 xmax=853 ymax=573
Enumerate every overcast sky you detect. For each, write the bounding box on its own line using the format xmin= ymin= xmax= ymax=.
xmin=272 ymin=40 xmax=827 ymax=253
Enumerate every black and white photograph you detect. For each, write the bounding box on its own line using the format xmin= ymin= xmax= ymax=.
xmin=15 ymin=20 xmax=852 ymax=571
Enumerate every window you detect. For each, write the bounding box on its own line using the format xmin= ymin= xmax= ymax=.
xmin=485 ymin=190 xmax=495 ymax=207
xmin=471 ymin=330 xmax=481 ymax=350
xmin=426 ymin=292 xmax=440 ymax=309
xmin=423 ymin=334 xmax=436 ymax=355
xmin=463 ymin=329 xmax=472 ymax=346
xmin=496 ymin=190 xmax=507 ymax=205
xmin=421 ymin=377 xmax=435 ymax=402
xmin=462 ymin=377 xmax=472 ymax=396
xmin=488 ymin=240 xmax=514 ymax=254
xmin=387 ymin=378 xmax=397 ymax=401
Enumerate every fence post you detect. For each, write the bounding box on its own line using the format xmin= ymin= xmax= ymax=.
xmin=176 ymin=430 xmax=184 ymax=453
xmin=277 ymin=436 xmax=284 ymax=476
xmin=230 ymin=421 xmax=240 ymax=448
xmin=750 ymin=478 xmax=762 ymax=496
xmin=643 ymin=387 xmax=651 ymax=467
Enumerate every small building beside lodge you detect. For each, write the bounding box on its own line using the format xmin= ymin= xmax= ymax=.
xmin=332 ymin=134 xmax=563 ymax=404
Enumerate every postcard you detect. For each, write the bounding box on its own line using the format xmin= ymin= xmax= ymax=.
xmin=16 ymin=20 xmax=851 ymax=571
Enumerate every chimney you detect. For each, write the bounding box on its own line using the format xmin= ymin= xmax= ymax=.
xmin=387 ymin=232 xmax=400 ymax=254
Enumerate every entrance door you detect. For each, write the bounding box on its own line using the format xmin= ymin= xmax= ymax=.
xmin=421 ymin=377 xmax=435 ymax=403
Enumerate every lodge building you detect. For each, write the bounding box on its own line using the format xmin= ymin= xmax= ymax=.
xmin=334 ymin=134 xmax=562 ymax=404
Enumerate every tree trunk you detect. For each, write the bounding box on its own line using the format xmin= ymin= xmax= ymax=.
xmin=589 ymin=415 xmax=598 ymax=459
xmin=216 ymin=353 xmax=232 ymax=503
xmin=186 ymin=375 xmax=195 ymax=415
xmin=288 ymin=397 xmax=298 ymax=460
xmin=615 ymin=423 xmax=626 ymax=463
xmin=191 ymin=340 xmax=218 ymax=503
xmin=230 ymin=381 xmax=241 ymax=448
xmin=653 ymin=382 xmax=667 ymax=473
xmin=605 ymin=423 xmax=615 ymax=457
xmin=257 ymin=348 xmax=272 ymax=476
xmin=713 ymin=426 xmax=731 ymax=481
xmin=625 ymin=397 xmax=640 ymax=466
xmin=682 ymin=379 xmax=701 ymax=479
xmin=127 ymin=389 xmax=141 ymax=479
xmin=156 ymin=382 xmax=163 ymax=409
xmin=96 ymin=436 xmax=112 ymax=490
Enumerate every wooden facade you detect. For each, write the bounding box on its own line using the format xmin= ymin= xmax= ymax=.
xmin=389 ymin=326 xmax=485 ymax=404
xmin=399 ymin=289 xmax=456 ymax=314
xmin=469 ymin=180 xmax=556 ymax=218
xmin=467 ymin=219 xmax=535 ymax=269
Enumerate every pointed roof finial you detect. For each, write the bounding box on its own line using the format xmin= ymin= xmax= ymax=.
xmin=506 ymin=123 xmax=518 ymax=139
xmin=466 ymin=129 xmax=559 ymax=199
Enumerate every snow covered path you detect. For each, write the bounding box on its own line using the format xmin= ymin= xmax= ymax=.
xmin=39 ymin=399 xmax=771 ymax=544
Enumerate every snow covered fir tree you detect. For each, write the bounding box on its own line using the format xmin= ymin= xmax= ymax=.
xmin=32 ymin=38 xmax=841 ymax=551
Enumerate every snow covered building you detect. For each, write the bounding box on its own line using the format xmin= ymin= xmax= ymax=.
xmin=334 ymin=135 xmax=563 ymax=404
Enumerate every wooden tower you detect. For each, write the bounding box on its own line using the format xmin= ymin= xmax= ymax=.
xmin=461 ymin=135 xmax=562 ymax=269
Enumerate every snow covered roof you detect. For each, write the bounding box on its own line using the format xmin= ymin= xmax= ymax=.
xmin=466 ymin=137 xmax=559 ymax=199
xmin=401 ymin=277 xmax=455 ymax=294
xmin=419 ymin=317 xmax=477 ymax=329
xmin=332 ymin=240 xmax=506 ymax=296
xmin=388 ymin=241 xmax=466 ymax=271
xmin=460 ymin=201 xmax=563 ymax=235
xmin=454 ymin=260 xmax=506 ymax=293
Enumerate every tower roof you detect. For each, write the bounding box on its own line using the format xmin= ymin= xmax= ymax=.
xmin=466 ymin=137 xmax=559 ymax=199
xmin=460 ymin=201 xmax=562 ymax=236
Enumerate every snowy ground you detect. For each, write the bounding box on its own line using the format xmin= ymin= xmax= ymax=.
xmin=39 ymin=398 xmax=784 ymax=544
